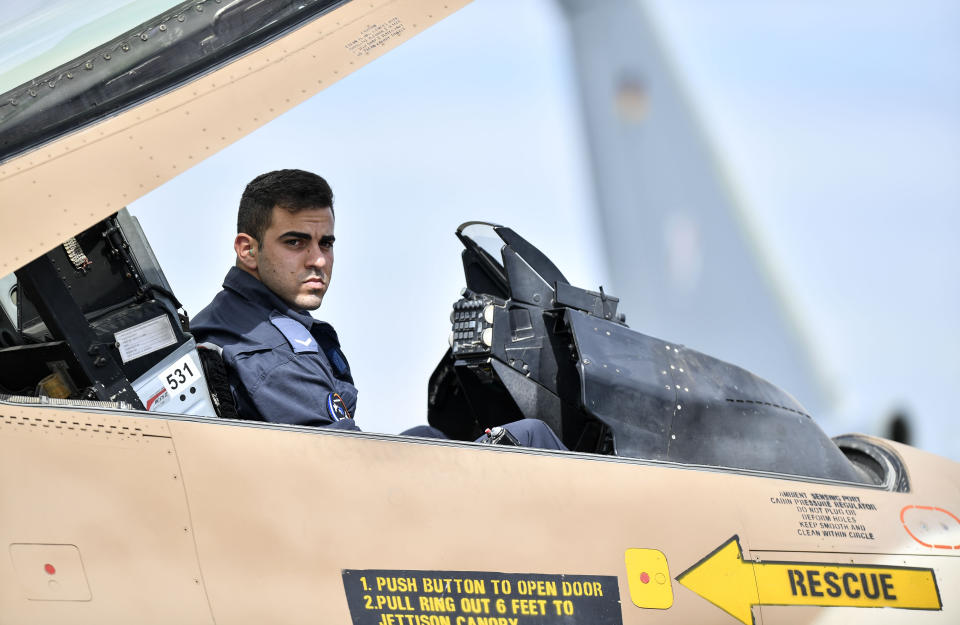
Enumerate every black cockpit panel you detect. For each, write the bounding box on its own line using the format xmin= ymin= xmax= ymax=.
xmin=429 ymin=221 xmax=883 ymax=485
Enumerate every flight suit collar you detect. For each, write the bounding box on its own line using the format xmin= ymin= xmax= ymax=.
xmin=221 ymin=266 xmax=325 ymax=332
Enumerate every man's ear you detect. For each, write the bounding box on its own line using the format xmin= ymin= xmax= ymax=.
xmin=235 ymin=233 xmax=259 ymax=271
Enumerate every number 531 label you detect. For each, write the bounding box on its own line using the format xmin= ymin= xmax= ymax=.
xmin=158 ymin=353 xmax=201 ymax=396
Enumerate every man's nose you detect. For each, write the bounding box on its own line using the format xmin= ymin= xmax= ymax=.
xmin=306 ymin=248 xmax=327 ymax=269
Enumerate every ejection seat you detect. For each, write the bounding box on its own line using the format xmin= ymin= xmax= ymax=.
xmin=0 ymin=209 xmax=232 ymax=421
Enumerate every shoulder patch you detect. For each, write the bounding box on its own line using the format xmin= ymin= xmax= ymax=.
xmin=270 ymin=315 xmax=319 ymax=353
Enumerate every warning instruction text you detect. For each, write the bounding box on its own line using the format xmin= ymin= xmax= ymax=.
xmin=342 ymin=570 xmax=622 ymax=625
xmin=770 ymin=490 xmax=878 ymax=540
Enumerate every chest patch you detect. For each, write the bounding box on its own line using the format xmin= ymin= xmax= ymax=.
xmin=270 ymin=315 xmax=319 ymax=353
xmin=326 ymin=392 xmax=352 ymax=421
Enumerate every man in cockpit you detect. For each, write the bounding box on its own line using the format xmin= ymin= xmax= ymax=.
xmin=191 ymin=169 xmax=565 ymax=449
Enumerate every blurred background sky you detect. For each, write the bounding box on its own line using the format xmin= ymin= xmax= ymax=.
xmin=127 ymin=0 xmax=960 ymax=458
xmin=10 ymin=0 xmax=952 ymax=458
xmin=641 ymin=0 xmax=960 ymax=456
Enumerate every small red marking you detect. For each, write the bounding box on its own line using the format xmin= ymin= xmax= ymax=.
xmin=44 ymin=563 xmax=55 ymax=575
xmin=639 ymin=572 xmax=650 ymax=584
xmin=146 ymin=388 xmax=167 ymax=411
xmin=900 ymin=505 xmax=960 ymax=549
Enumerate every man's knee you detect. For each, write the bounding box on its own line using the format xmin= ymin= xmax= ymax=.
xmin=503 ymin=419 xmax=567 ymax=450
xmin=400 ymin=425 xmax=449 ymax=439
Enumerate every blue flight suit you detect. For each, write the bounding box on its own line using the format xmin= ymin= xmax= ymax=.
xmin=192 ymin=267 xmax=566 ymax=450
xmin=404 ymin=422 xmax=566 ymax=449
xmin=192 ymin=267 xmax=360 ymax=431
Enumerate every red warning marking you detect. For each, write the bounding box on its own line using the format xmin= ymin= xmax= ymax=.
xmin=639 ymin=572 xmax=650 ymax=584
xmin=146 ymin=388 xmax=167 ymax=411
xmin=44 ymin=563 xmax=56 ymax=575
xmin=900 ymin=505 xmax=960 ymax=549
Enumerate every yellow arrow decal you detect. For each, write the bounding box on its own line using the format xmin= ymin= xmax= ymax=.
xmin=676 ymin=536 xmax=942 ymax=625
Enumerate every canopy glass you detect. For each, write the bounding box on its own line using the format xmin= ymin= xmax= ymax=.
xmin=0 ymin=0 xmax=175 ymax=95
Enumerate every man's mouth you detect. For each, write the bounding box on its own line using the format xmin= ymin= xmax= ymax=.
xmin=303 ymin=276 xmax=326 ymax=287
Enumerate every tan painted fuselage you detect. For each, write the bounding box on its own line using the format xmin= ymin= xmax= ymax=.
xmin=1 ymin=403 xmax=958 ymax=624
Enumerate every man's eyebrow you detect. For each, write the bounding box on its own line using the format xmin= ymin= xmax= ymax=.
xmin=319 ymin=234 xmax=335 ymax=244
xmin=278 ymin=231 xmax=311 ymax=240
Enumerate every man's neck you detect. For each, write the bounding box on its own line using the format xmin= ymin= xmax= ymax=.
xmin=234 ymin=259 xmax=260 ymax=281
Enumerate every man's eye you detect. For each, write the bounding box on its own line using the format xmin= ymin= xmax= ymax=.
xmin=284 ymin=239 xmax=304 ymax=248
xmin=320 ymin=240 xmax=334 ymax=249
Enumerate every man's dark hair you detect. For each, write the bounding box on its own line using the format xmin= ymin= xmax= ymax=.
xmin=238 ymin=169 xmax=334 ymax=243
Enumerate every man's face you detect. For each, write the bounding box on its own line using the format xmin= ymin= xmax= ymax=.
xmin=243 ymin=205 xmax=335 ymax=310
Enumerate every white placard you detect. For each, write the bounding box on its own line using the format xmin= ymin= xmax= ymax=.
xmin=114 ymin=315 xmax=177 ymax=363
xmin=158 ymin=353 xmax=201 ymax=396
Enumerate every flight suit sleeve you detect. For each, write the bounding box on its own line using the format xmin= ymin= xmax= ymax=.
xmin=233 ymin=350 xmax=361 ymax=430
